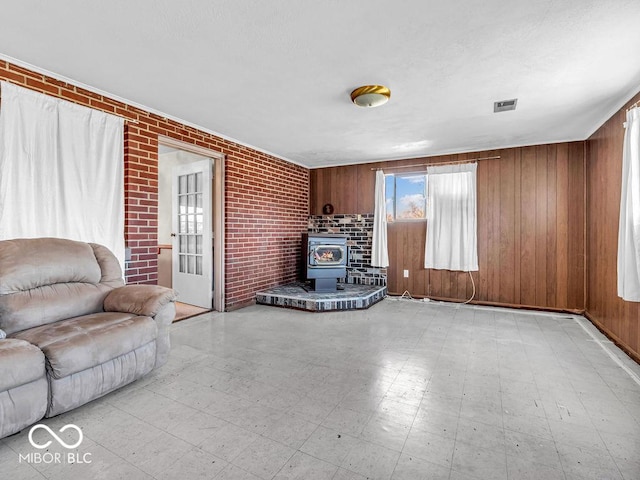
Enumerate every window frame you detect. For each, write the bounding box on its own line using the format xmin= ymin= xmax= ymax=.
xmin=385 ymin=172 xmax=428 ymax=222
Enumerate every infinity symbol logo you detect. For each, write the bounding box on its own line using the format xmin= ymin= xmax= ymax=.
xmin=28 ymin=424 xmax=83 ymax=449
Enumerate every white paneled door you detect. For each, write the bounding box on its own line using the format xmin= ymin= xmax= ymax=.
xmin=172 ymin=159 xmax=213 ymax=308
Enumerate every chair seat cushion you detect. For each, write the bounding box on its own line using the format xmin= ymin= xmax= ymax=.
xmin=11 ymin=312 xmax=157 ymax=379
xmin=0 ymin=338 xmax=45 ymax=391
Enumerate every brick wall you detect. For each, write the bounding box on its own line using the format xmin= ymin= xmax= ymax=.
xmin=0 ymin=60 xmax=309 ymax=310
xmin=226 ymin=153 xmax=309 ymax=309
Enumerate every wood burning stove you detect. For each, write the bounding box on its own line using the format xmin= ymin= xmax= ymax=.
xmin=302 ymin=233 xmax=348 ymax=292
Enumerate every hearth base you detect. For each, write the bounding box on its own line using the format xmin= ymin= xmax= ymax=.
xmin=256 ymin=282 xmax=386 ymax=312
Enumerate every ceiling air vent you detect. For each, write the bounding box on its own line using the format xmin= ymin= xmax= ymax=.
xmin=494 ymin=98 xmax=517 ymax=113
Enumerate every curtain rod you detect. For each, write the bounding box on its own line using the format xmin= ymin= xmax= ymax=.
xmin=627 ymin=100 xmax=639 ymax=111
xmin=118 ymin=115 xmax=139 ymax=124
xmin=370 ymin=155 xmax=501 ymax=171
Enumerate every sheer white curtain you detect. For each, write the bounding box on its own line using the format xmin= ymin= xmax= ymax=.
xmin=425 ymin=163 xmax=478 ymax=271
xmin=618 ymin=107 xmax=640 ymax=302
xmin=372 ymin=169 xmax=389 ymax=267
xmin=0 ymin=82 xmax=125 ymax=270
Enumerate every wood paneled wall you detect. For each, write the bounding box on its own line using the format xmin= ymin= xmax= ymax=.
xmin=586 ymin=93 xmax=640 ymax=362
xmin=310 ymin=143 xmax=586 ymax=311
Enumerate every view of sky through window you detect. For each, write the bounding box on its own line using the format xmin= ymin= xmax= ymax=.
xmin=385 ymin=174 xmax=427 ymax=221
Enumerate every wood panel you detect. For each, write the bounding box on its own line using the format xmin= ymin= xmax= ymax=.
xmin=520 ymin=147 xmax=537 ymax=306
xmin=309 ymin=142 xmax=586 ymax=311
xmin=586 ymin=91 xmax=640 ymax=362
xmin=499 ymin=150 xmax=517 ymax=304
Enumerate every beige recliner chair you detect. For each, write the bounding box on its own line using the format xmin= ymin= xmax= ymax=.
xmin=0 ymin=237 xmax=177 ymax=438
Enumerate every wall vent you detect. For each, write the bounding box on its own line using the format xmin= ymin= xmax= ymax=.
xmin=494 ymin=98 xmax=518 ymax=112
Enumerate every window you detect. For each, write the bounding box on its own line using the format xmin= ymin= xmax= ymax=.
xmin=385 ymin=173 xmax=427 ymax=221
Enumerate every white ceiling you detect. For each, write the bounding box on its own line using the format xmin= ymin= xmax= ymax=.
xmin=1 ymin=1 xmax=640 ymax=168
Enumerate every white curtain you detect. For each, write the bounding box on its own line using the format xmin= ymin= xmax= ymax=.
xmin=0 ymin=82 xmax=125 ymax=270
xmin=618 ymin=107 xmax=640 ymax=302
xmin=372 ymin=169 xmax=389 ymax=267
xmin=425 ymin=163 xmax=478 ymax=271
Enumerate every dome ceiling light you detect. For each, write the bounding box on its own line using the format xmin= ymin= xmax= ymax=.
xmin=350 ymin=85 xmax=391 ymax=108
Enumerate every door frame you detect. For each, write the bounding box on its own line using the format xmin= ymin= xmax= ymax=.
xmin=158 ymin=136 xmax=225 ymax=311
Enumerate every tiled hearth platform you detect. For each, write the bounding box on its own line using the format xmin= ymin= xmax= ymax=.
xmin=256 ymin=282 xmax=387 ymax=311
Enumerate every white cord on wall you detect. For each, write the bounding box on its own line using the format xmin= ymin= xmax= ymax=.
xmin=463 ymin=271 xmax=476 ymax=304
xmin=387 ymin=271 xmax=476 ymax=305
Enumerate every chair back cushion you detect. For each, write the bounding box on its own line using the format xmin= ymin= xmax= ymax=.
xmin=0 ymin=238 xmax=124 ymax=334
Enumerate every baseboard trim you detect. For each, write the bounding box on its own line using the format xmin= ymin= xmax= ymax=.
xmin=584 ymin=311 xmax=640 ymax=365
xmin=386 ymin=292 xmax=585 ymax=315
xmin=225 ymin=298 xmax=256 ymax=312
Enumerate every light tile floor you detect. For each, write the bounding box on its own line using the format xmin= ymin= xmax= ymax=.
xmin=2 ymin=299 xmax=640 ymax=479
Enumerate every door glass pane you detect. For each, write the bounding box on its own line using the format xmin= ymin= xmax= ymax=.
xmin=175 ymin=165 xmax=209 ymax=286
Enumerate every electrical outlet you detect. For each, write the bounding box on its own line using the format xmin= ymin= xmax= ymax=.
xmin=403 ymin=269 xmax=409 ymax=278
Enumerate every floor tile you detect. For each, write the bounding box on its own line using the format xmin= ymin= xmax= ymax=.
xmin=459 ymin=397 xmax=503 ymax=428
xmin=128 ymin=431 xmax=194 ymax=474
xmin=403 ymin=425 xmax=456 ymax=468
xmin=321 ymin=405 xmax=372 ymax=437
xmin=273 ymin=451 xmax=338 ymax=480
xmin=165 ymin=409 xmax=228 ymax=446
xmin=331 ymin=467 xmax=369 ymax=479
xmin=300 ymin=426 xmax=360 ymax=466
xmin=451 ymin=440 xmax=508 ymax=480
xmin=198 ymin=421 xmax=260 ymax=462
xmin=231 ymin=436 xmax=296 ymax=480
xmin=557 ymin=443 xmax=623 ymax=480
xmin=261 ymin=414 xmax=319 ymax=451
xmin=504 ymin=429 xmax=562 ymax=470
xmin=506 ymin=454 xmax=566 ymax=480
xmin=290 ymin=396 xmax=339 ymax=424
xmin=222 ymin=403 xmax=285 ymax=434
xmin=360 ymin=414 xmax=410 ymax=452
xmin=455 ymin=417 xmax=505 ymax=451
xmin=547 ymin=418 xmax=606 ymax=452
xmin=503 ymin=412 xmax=552 ymax=440
xmin=215 ymin=464 xmax=263 ymax=480
xmin=152 ymin=446 xmax=227 ymax=479
xmin=390 ymin=453 xmax=450 ymax=480
xmin=340 ymin=440 xmax=400 ymax=480
xmin=599 ymin=430 xmax=640 ymax=464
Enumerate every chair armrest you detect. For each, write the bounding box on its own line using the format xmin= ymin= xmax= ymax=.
xmin=104 ymin=285 xmax=177 ymax=317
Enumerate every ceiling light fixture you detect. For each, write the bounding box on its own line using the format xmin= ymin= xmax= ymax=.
xmin=350 ymin=85 xmax=391 ymax=108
